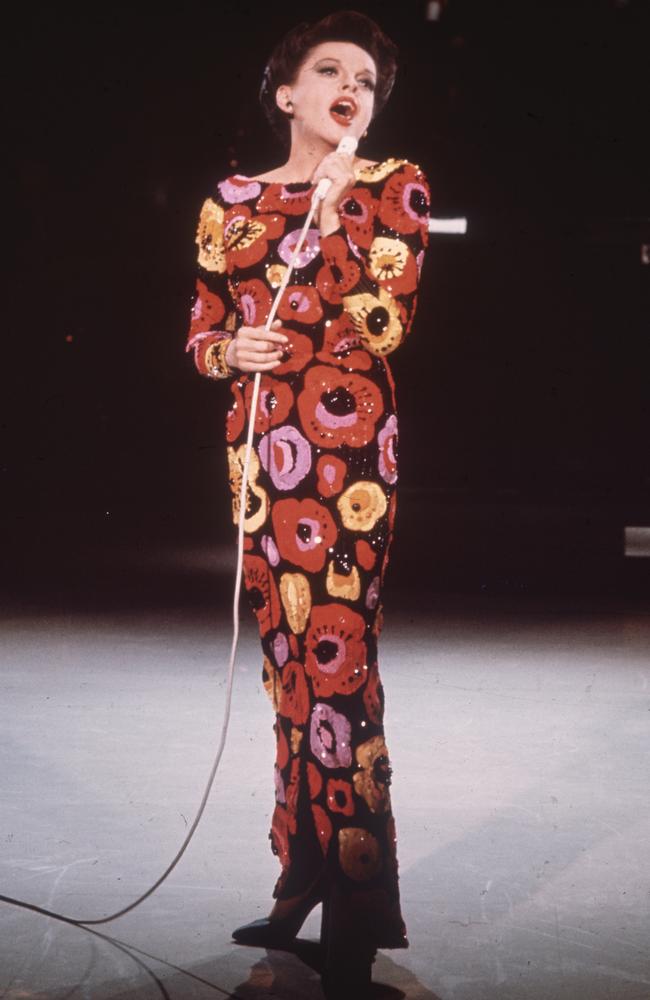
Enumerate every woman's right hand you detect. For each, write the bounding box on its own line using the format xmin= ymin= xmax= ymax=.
xmin=225 ymin=319 xmax=289 ymax=372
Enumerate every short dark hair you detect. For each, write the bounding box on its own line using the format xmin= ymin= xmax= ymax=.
xmin=259 ymin=10 xmax=399 ymax=148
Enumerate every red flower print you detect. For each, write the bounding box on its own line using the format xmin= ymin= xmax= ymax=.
xmin=305 ymin=603 xmax=368 ymax=698
xmin=315 ymin=317 xmax=372 ymax=372
xmin=362 ymin=660 xmax=384 ymax=725
xmin=256 ymin=184 xmax=314 ymax=217
xmin=378 ymin=163 xmax=430 ymax=235
xmin=279 ymin=659 xmax=310 ymax=726
xmin=224 ymin=204 xmax=285 ymax=272
xmin=277 ymin=285 xmax=323 ymax=325
xmin=236 ymin=277 xmax=273 ymax=326
xmin=244 ymin=375 xmax=294 ymax=434
xmin=337 ymin=187 xmax=378 ymax=249
xmin=297 ymin=366 xmax=384 ymax=449
xmin=190 ymin=278 xmax=226 ymax=337
xmin=243 ymin=554 xmax=281 ymax=635
xmin=355 ymin=539 xmax=377 ymax=571
xmin=326 ymin=778 xmax=355 ymax=817
xmin=316 ymin=454 xmax=347 ymax=498
xmin=273 ymin=329 xmax=314 ymax=375
xmin=311 ymin=803 xmax=333 ymax=856
xmin=316 ymin=233 xmax=362 ymax=304
xmin=272 ymin=498 xmax=338 ymax=573
xmin=307 ymin=761 xmax=323 ymax=800
xmin=285 ymin=756 xmax=300 ymax=834
xmin=275 ymin=720 xmax=289 ymax=770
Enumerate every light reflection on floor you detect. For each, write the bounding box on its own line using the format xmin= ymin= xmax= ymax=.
xmin=1 ymin=592 xmax=648 ymax=999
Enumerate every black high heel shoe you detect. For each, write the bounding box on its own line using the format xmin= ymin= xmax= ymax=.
xmin=231 ymin=874 xmax=325 ymax=949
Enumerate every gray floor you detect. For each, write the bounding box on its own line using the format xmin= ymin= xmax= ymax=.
xmin=1 ymin=587 xmax=649 ymax=999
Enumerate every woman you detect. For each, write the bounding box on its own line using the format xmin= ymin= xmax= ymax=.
xmin=186 ymin=10 xmax=430 ymax=997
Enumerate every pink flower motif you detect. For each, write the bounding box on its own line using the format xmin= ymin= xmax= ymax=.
xmin=378 ymin=414 xmax=398 ymax=484
xmin=274 ymin=763 xmax=286 ymax=803
xmin=278 ymin=228 xmax=322 ymax=269
xmin=218 ymin=176 xmax=262 ymax=204
xmin=366 ymin=576 xmax=380 ymax=610
xmin=310 ymin=703 xmax=352 ymax=769
xmin=272 ymin=631 xmax=289 ymax=667
xmin=261 ymin=534 xmax=280 ymax=567
xmin=259 ymin=425 xmax=312 ymax=491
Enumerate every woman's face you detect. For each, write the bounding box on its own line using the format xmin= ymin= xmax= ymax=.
xmin=278 ymin=40 xmax=377 ymax=147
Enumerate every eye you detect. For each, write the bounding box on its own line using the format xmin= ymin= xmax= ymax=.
xmin=318 ymin=66 xmax=337 ymax=75
xmin=361 ymin=79 xmax=376 ymax=91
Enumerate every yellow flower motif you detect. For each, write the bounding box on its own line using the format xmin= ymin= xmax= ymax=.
xmin=355 ymin=157 xmax=407 ymax=183
xmin=338 ymin=827 xmax=382 ymax=881
xmin=225 ymin=216 xmax=266 ymax=253
xmin=262 ymin=655 xmax=280 ymax=711
xmin=196 ymin=198 xmax=226 ymax=273
xmin=279 ymin=572 xmax=312 ymax=634
xmin=342 ymin=286 xmax=404 ymax=356
xmin=337 ymin=481 xmax=387 ymax=533
xmin=367 ymin=237 xmax=410 ymax=282
xmin=352 ymin=735 xmax=392 ymax=814
xmin=326 ymin=560 xmax=361 ymax=601
xmin=266 ymin=262 xmax=287 ymax=288
xmin=290 ymin=727 xmax=303 ymax=755
xmin=227 ymin=445 xmax=269 ymax=532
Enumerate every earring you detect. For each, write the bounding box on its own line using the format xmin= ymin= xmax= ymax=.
xmin=362 ymin=130 xmax=368 ymax=138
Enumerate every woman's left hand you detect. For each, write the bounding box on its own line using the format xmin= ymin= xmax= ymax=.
xmin=311 ymin=148 xmax=357 ymax=234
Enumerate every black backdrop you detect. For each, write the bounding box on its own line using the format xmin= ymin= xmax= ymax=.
xmin=4 ymin=0 xmax=649 ymax=603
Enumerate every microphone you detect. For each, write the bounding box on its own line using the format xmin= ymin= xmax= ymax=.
xmin=313 ymin=135 xmax=359 ymax=202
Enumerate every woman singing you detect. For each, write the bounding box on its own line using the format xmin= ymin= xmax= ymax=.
xmin=186 ymin=10 xmax=430 ymax=997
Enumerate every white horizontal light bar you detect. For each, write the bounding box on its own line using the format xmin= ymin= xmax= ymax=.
xmin=429 ymin=217 xmax=468 ymax=234
xmin=624 ymin=526 xmax=650 ymax=557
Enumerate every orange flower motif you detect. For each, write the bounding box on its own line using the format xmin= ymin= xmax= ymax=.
xmin=272 ymin=497 xmax=338 ymax=573
xmin=275 ymin=721 xmax=289 ymax=770
xmin=337 ymin=187 xmax=378 ymax=249
xmin=285 ymin=756 xmax=300 ymax=834
xmin=316 ymin=454 xmax=347 ymax=498
xmin=297 ymin=366 xmax=384 ymax=449
xmin=305 ymin=603 xmax=368 ymax=698
xmin=362 ymin=659 xmax=384 ymax=725
xmin=277 ymin=285 xmax=323 ymax=325
xmin=279 ymin=659 xmax=310 ymax=726
xmin=316 ymin=233 xmax=362 ymax=304
xmin=243 ymin=554 xmax=281 ymax=635
xmin=223 ymin=204 xmax=285 ymax=272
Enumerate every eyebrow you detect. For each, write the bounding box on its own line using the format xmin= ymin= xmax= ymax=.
xmin=313 ymin=56 xmax=376 ymax=80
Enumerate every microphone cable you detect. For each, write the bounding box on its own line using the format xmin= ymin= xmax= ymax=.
xmin=0 ymin=136 xmax=357 ymax=929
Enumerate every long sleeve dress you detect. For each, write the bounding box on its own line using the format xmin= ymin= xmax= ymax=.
xmin=186 ymin=156 xmax=430 ymax=951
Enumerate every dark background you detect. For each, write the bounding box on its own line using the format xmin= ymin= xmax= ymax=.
xmin=3 ymin=0 xmax=649 ymax=609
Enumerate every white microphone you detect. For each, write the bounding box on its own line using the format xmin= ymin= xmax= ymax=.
xmin=313 ymin=135 xmax=359 ymax=201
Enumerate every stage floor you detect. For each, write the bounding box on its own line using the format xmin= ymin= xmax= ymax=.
xmin=1 ymin=582 xmax=649 ymax=999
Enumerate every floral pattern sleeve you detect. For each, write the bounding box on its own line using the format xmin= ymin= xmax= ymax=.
xmin=317 ymin=160 xmax=430 ymax=357
xmin=186 ymin=193 xmax=239 ymax=379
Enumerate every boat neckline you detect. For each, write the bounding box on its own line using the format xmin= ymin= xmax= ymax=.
xmin=230 ymin=156 xmax=400 ymax=188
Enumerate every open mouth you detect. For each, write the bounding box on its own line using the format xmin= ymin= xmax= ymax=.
xmin=329 ymin=99 xmax=357 ymax=126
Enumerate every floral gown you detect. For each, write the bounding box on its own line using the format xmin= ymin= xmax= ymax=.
xmin=186 ymin=157 xmax=430 ymax=949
